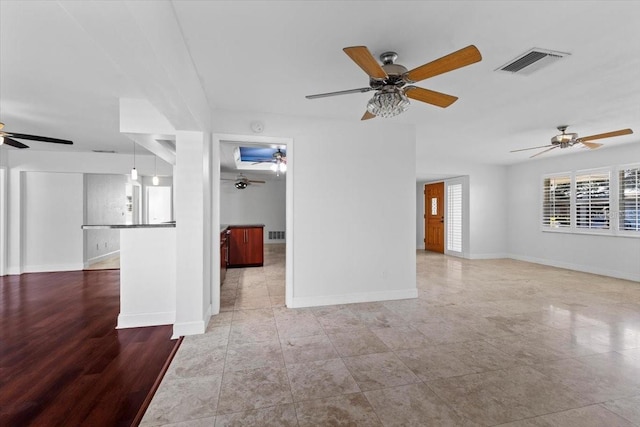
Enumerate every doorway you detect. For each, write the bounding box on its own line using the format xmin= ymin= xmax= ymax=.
xmin=212 ymin=133 xmax=294 ymax=314
xmin=147 ymin=186 xmax=172 ymax=224
xmin=424 ymin=182 xmax=444 ymax=253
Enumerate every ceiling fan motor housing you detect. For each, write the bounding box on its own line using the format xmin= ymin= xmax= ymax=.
xmin=367 ymin=52 xmax=409 ymax=89
xmin=551 ymin=132 xmax=578 ymax=148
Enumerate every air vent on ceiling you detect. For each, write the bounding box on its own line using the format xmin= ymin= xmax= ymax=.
xmin=496 ymin=48 xmax=570 ymax=75
xmin=92 ymin=149 xmax=116 ymax=153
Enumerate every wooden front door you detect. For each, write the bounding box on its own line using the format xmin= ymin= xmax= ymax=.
xmin=425 ymin=182 xmax=445 ymax=253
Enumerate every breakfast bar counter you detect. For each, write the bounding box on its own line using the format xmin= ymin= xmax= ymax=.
xmin=81 ymin=223 xmax=176 ymax=329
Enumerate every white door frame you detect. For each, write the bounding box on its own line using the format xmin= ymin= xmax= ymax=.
xmin=211 ymin=133 xmax=294 ymax=313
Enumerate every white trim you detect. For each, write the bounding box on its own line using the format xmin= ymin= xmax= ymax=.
xmin=203 ymin=303 xmax=212 ymax=329
xmin=83 ymin=249 xmax=120 ymax=269
xmin=211 ymin=133 xmax=295 ymax=312
xmin=117 ymin=311 xmax=175 ymax=329
xmin=22 ymin=263 xmax=84 ymax=273
xmin=468 ymin=253 xmax=509 ymax=260
xmin=172 ymin=320 xmax=206 ymax=338
xmin=508 ymin=253 xmax=640 ymax=283
xmin=290 ymin=288 xmax=418 ymax=309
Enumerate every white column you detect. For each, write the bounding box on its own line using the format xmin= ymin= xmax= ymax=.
xmin=173 ymin=130 xmax=210 ymax=337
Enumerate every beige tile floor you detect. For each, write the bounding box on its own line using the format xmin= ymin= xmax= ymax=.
xmin=141 ymin=246 xmax=640 ymax=426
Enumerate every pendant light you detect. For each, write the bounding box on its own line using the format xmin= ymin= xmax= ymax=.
xmin=131 ymin=142 xmax=138 ymax=180
xmin=152 ymin=155 xmax=159 ymax=185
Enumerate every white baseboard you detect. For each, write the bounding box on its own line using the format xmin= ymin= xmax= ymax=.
xmin=507 ymin=254 xmax=640 ymax=283
xmin=290 ymin=288 xmax=418 ymax=309
xmin=204 ymin=303 xmax=213 ymax=327
xmin=173 ymin=320 xmax=206 ymax=338
xmin=22 ymin=263 xmax=84 ymax=273
xmin=117 ymin=311 xmax=175 ymax=329
xmin=468 ymin=252 xmax=508 ymax=260
xmin=84 ymin=250 xmax=120 ymax=269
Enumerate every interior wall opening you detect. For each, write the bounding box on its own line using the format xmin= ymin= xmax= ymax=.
xmin=213 ymin=134 xmax=294 ymax=315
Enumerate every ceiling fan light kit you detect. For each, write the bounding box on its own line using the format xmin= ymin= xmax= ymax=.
xmin=306 ymin=44 xmax=482 ymax=120
xmin=366 ymin=86 xmax=410 ymax=118
xmin=224 ymin=173 xmax=266 ymax=190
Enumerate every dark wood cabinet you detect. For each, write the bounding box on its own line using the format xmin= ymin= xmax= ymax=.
xmin=228 ymin=225 xmax=264 ymax=267
xmin=220 ymin=229 xmax=229 ymax=285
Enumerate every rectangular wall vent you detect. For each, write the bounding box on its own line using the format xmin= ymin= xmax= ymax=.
xmin=496 ymin=48 xmax=570 ymax=75
xmin=268 ymin=231 xmax=285 ymax=240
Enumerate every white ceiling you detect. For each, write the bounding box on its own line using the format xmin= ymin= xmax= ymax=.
xmin=1 ymin=1 xmax=639 ymax=164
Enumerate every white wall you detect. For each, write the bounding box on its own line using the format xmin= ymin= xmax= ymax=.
xmin=84 ymin=173 xmax=128 ymax=264
xmin=4 ymin=149 xmax=172 ymax=275
xmin=212 ymin=110 xmax=417 ymax=307
xmin=507 ymin=143 xmax=640 ymax=281
xmin=415 ymin=125 xmax=508 ymax=258
xmin=0 ymin=167 xmax=7 ymax=276
xmin=23 ymin=172 xmax=84 ymax=272
xmin=220 ymin=177 xmax=286 ymax=243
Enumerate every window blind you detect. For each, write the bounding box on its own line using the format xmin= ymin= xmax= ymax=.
xmin=447 ymin=183 xmax=462 ymax=252
xmin=542 ymin=175 xmax=571 ymax=228
xmin=575 ymin=171 xmax=610 ymax=229
xmin=620 ymin=167 xmax=640 ymax=231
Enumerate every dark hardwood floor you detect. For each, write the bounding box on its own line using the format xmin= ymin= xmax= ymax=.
xmin=0 ymin=269 xmax=180 ymax=426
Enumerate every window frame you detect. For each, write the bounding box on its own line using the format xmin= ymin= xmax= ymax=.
xmin=541 ymin=164 xmax=640 ymax=238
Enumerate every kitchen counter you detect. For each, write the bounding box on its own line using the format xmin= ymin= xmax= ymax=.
xmin=81 ymin=224 xmax=176 ymax=329
xmin=82 ymin=223 xmax=176 ymax=229
xmin=226 ymin=224 xmax=265 ymax=229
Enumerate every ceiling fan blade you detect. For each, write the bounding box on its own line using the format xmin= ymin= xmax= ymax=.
xmin=405 ymin=45 xmax=482 ymax=83
xmin=361 ymin=111 xmax=376 ymax=120
xmin=306 ymin=87 xmax=373 ymax=99
xmin=3 ymin=137 xmax=30 ymax=149
xmin=8 ymin=132 xmax=73 ymax=145
xmin=581 ymin=141 xmax=603 ymax=150
xmin=404 ymin=86 xmax=458 ymax=108
xmin=577 ymin=128 xmax=633 ymax=142
xmin=248 ymin=180 xmax=266 ymax=184
xmin=530 ymin=146 xmax=558 ymax=158
xmin=510 ymin=144 xmax=554 ymax=153
xmin=343 ymin=46 xmax=388 ymax=79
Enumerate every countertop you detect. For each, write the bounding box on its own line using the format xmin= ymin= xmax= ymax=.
xmin=81 ymin=223 xmax=176 ymax=229
xmin=220 ymin=224 xmax=264 ymax=233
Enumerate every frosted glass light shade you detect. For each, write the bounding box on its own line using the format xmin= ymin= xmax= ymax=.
xmin=366 ymin=89 xmax=410 ymax=118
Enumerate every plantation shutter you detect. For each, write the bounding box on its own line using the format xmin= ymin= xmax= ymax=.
xmin=542 ymin=175 xmax=571 ymax=228
xmin=620 ymin=167 xmax=640 ymax=231
xmin=446 ymin=183 xmax=462 ymax=252
xmin=575 ymin=171 xmax=610 ymax=229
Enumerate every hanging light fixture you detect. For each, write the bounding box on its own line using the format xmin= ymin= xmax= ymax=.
xmin=366 ymin=86 xmax=410 ymax=118
xmin=270 ymin=148 xmax=287 ymax=177
xmin=131 ymin=142 xmax=138 ymax=180
xmin=152 ymin=155 xmax=159 ymax=185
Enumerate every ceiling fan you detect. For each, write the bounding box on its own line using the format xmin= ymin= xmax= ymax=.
xmin=305 ymin=44 xmax=482 ymax=120
xmin=511 ymin=125 xmax=634 ymax=158
xmin=222 ymin=173 xmax=266 ymax=190
xmin=251 ymin=148 xmax=287 ymax=176
xmin=0 ymin=122 xmax=74 ymax=149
